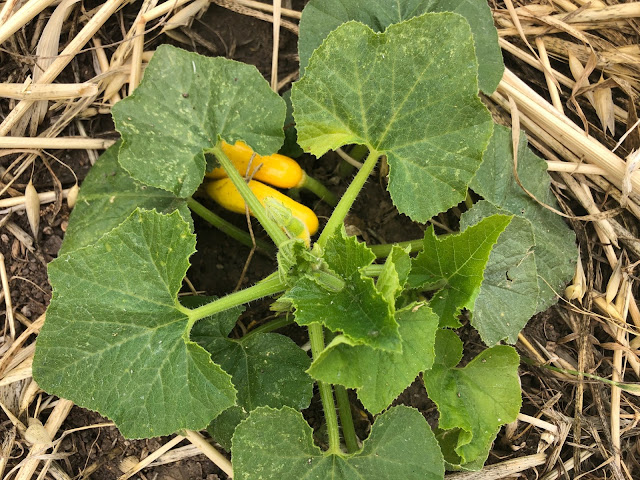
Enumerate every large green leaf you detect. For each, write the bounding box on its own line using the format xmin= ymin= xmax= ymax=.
xmin=308 ymin=303 xmax=438 ymax=414
xmin=408 ymin=215 xmax=512 ymax=328
xmin=461 ymin=205 xmax=539 ymax=345
xmin=232 ymin=406 xmax=445 ymax=480
xmin=292 ymin=13 xmax=494 ymax=223
xmin=465 ymin=125 xmax=576 ymax=343
xmin=113 ymin=45 xmax=286 ymax=197
xmin=33 ymin=210 xmax=236 ymax=438
xmin=423 ymin=329 xmax=521 ymax=468
xmin=60 ymin=141 xmax=190 ymax=255
xmin=189 ymin=296 xmax=313 ymax=449
xmin=282 ymin=229 xmax=400 ymax=352
xmin=299 ymin=0 xmax=504 ymax=93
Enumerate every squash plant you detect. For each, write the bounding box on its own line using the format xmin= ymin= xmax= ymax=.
xmin=33 ymin=2 xmax=576 ymax=478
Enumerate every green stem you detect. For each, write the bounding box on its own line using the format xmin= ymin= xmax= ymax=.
xmin=302 ymin=173 xmax=338 ymax=207
xmin=241 ymin=315 xmax=293 ymax=341
xmin=317 ymin=149 xmax=380 ymax=248
xmin=186 ymin=273 xmax=285 ymax=327
xmin=187 ymin=197 xmax=275 ymax=255
xmin=367 ymin=239 xmax=424 ymax=258
xmin=335 ymin=385 xmax=359 ymax=453
xmin=308 ymin=322 xmax=341 ymax=454
xmin=210 ymin=143 xmax=289 ymax=248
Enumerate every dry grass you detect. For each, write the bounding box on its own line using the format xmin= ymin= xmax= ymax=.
xmin=1 ymin=0 xmax=640 ymax=478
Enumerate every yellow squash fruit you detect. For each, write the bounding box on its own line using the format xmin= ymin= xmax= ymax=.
xmin=205 ymin=178 xmax=319 ymax=236
xmin=206 ymin=141 xmax=305 ymax=189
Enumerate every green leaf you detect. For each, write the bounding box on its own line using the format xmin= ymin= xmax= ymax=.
xmin=232 ymin=406 xmax=445 ymax=480
xmin=376 ymin=245 xmax=411 ymax=304
xmin=461 ymin=204 xmax=539 ymax=345
xmin=33 ymin=210 xmax=236 ymax=438
xmin=280 ymin=89 xmax=304 ymax=158
xmin=188 ymin=296 xmax=313 ymax=449
xmin=292 ymin=13 xmax=494 ymax=223
xmin=423 ymin=329 xmax=521 ymax=468
xmin=282 ymin=230 xmax=400 ymax=352
xmin=299 ymin=0 xmax=504 ymax=93
xmin=208 ymin=405 xmax=247 ymax=451
xmin=466 ymin=125 xmax=576 ymax=342
xmin=113 ymin=45 xmax=286 ymax=197
xmin=308 ymin=303 xmax=439 ymax=414
xmin=60 ymin=141 xmax=191 ymax=255
xmin=409 ymin=215 xmax=512 ymax=328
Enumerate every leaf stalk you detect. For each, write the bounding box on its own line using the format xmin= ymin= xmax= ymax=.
xmin=317 ymin=148 xmax=380 ymax=248
xmin=186 ymin=273 xmax=285 ymax=328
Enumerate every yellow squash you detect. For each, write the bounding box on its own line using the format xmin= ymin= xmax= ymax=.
xmin=207 ymin=141 xmax=305 ymax=189
xmin=205 ymin=178 xmax=319 ymax=236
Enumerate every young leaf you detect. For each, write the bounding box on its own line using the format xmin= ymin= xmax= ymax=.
xmin=189 ymin=296 xmax=313 ymax=448
xmin=465 ymin=125 xmax=577 ymax=343
xmin=423 ymin=329 xmax=521 ymax=468
xmin=113 ymin=45 xmax=286 ymax=197
xmin=299 ymin=0 xmax=504 ymax=93
xmin=308 ymin=303 xmax=439 ymax=414
xmin=33 ymin=210 xmax=236 ymax=438
xmin=281 ymin=229 xmax=400 ymax=352
xmin=376 ymin=245 xmax=411 ymax=304
xmin=232 ymin=405 xmax=445 ymax=480
xmin=292 ymin=13 xmax=494 ymax=223
xmin=408 ymin=215 xmax=512 ymax=328
xmin=60 ymin=141 xmax=191 ymax=255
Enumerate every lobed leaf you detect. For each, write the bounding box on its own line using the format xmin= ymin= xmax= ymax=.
xmin=423 ymin=329 xmax=521 ymax=468
xmin=408 ymin=215 xmax=512 ymax=328
xmin=282 ymin=229 xmax=400 ymax=352
xmin=463 ymin=125 xmax=577 ymax=344
xmin=299 ymin=0 xmax=504 ymax=93
xmin=232 ymin=405 xmax=445 ymax=480
xmin=293 ymin=13 xmax=494 ymax=223
xmin=189 ymin=296 xmax=313 ymax=448
xmin=113 ymin=45 xmax=286 ymax=197
xmin=60 ymin=141 xmax=191 ymax=255
xmin=33 ymin=210 xmax=236 ymax=438
xmin=308 ymin=303 xmax=439 ymax=414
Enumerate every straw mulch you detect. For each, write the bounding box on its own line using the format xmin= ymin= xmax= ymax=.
xmin=1 ymin=0 xmax=640 ymax=478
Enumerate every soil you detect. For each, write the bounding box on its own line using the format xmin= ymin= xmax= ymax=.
xmin=1 ymin=1 xmax=629 ymax=479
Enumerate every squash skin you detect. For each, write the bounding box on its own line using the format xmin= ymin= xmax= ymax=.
xmin=206 ymin=141 xmax=305 ymax=189
xmin=205 ymin=178 xmax=319 ymax=235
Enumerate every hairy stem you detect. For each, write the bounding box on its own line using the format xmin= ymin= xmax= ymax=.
xmin=335 ymin=385 xmax=359 ymax=453
xmin=309 ymin=322 xmax=341 ymax=454
xmin=317 ymin=149 xmax=380 ymax=248
xmin=185 ymin=273 xmax=285 ymax=327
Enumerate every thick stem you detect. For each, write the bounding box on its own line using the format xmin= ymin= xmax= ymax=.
xmin=308 ymin=322 xmax=341 ymax=454
xmin=210 ymin=143 xmax=289 ymax=247
xmin=317 ymin=149 xmax=380 ymax=248
xmin=185 ymin=273 xmax=285 ymax=327
xmin=335 ymin=385 xmax=359 ymax=453
xmin=187 ymin=197 xmax=275 ymax=255
xmin=302 ymin=173 xmax=338 ymax=207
